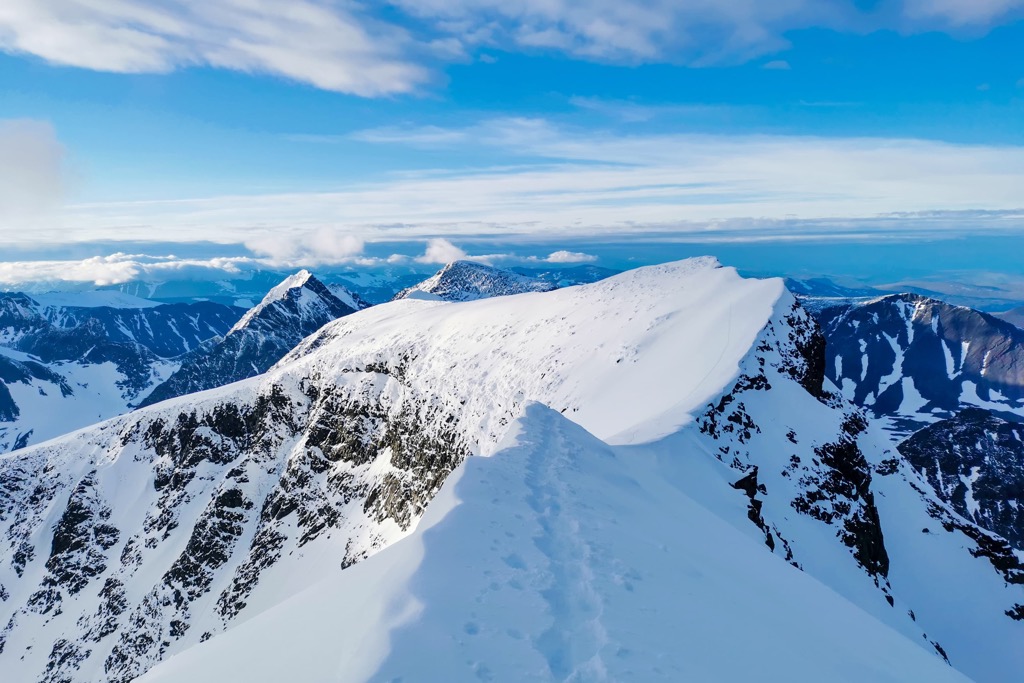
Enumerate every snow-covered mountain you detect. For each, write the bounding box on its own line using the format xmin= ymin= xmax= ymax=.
xmin=0 ymin=294 xmax=243 ymax=453
xmin=325 ymin=283 xmax=372 ymax=312
xmin=0 ymin=292 xmax=244 ymax=357
xmin=814 ymin=293 xmax=1024 ymax=436
xmin=138 ymin=271 xmax=357 ymax=407
xmin=0 ymin=259 xmax=1021 ymax=682
xmin=510 ymin=264 xmax=620 ymax=287
xmin=898 ymin=407 xmax=1024 ymax=551
xmin=394 ymin=261 xmax=555 ymax=302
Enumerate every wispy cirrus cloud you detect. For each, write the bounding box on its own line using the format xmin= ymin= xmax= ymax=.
xmin=0 ymin=0 xmax=431 ymax=96
xmin=12 ymin=118 xmax=1022 ymax=249
xmin=1 ymin=1 xmax=1022 ymax=96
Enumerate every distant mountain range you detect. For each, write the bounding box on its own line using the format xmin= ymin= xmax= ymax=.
xmin=0 ymin=293 xmax=244 ymax=452
xmin=799 ymin=291 xmax=1024 ymax=563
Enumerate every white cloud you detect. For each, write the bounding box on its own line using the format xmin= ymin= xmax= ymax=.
xmin=0 ymin=0 xmax=428 ymax=96
xmin=545 ymin=250 xmax=597 ymax=264
xmin=395 ymin=0 xmax=830 ymax=64
xmin=245 ymin=228 xmax=365 ymax=265
xmin=763 ymin=59 xmax=792 ymax=70
xmin=0 ymin=1 xmax=1020 ymax=94
xmin=417 ymin=238 xmax=469 ymax=264
xmin=900 ymin=0 xmax=1024 ymax=26
xmin=0 ymin=119 xmax=66 ymax=221
xmin=0 ymin=253 xmax=256 ymax=287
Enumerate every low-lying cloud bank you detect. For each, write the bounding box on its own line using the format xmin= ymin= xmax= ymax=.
xmin=0 ymin=241 xmax=603 ymax=287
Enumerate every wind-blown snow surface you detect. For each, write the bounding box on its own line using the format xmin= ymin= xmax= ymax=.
xmin=141 ymin=405 xmax=969 ymax=683
xmin=1 ymin=259 xmax=1022 ymax=682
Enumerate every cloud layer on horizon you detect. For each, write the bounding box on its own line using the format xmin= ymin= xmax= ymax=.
xmin=7 ymin=119 xmax=1022 ymax=250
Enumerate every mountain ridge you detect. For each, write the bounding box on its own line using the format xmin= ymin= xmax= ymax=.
xmin=138 ymin=271 xmax=357 ymax=408
xmin=393 ymin=261 xmax=556 ymax=302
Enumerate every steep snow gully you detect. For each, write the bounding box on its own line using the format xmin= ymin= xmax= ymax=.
xmin=1 ymin=259 xmax=1021 ymax=682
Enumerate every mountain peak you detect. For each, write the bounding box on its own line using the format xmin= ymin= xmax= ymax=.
xmin=395 ymin=260 xmax=556 ymax=302
xmin=139 ymin=270 xmax=358 ymax=407
xmin=228 ymin=270 xmax=341 ymax=335
xmin=260 ymin=268 xmax=315 ymax=301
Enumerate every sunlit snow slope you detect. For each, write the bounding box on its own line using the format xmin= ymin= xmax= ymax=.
xmin=1 ymin=259 xmax=1022 ymax=683
xmin=141 ymin=404 xmax=971 ymax=683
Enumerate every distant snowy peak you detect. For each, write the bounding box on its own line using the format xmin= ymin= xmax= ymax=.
xmin=814 ymin=292 xmax=1024 ymax=434
xmin=138 ymin=271 xmax=357 ymax=407
xmin=229 ymin=270 xmax=353 ymax=335
xmin=394 ymin=261 xmax=556 ymax=302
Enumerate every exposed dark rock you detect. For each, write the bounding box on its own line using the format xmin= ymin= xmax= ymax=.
xmin=899 ymin=408 xmax=1024 ymax=550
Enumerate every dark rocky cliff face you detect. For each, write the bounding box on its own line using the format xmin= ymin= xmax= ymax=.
xmin=899 ymin=408 xmax=1024 ymax=550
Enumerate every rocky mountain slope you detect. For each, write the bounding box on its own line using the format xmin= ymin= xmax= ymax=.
xmin=0 ymin=293 xmax=243 ymax=453
xmin=394 ymin=261 xmax=555 ymax=302
xmin=0 ymin=260 xmax=1020 ymax=682
xmin=138 ymin=271 xmax=357 ymax=408
xmin=813 ymin=293 xmax=1024 ymax=436
xmin=899 ymin=407 xmax=1024 ymax=551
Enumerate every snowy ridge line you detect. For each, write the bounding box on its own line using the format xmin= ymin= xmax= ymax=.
xmin=0 ymin=258 xmax=1021 ymax=682
xmin=140 ymin=405 xmax=972 ymax=683
xmin=0 ymin=258 xmax=787 ymax=682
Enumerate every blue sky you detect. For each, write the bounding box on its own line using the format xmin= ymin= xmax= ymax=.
xmin=0 ymin=1 xmax=1023 ymax=289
